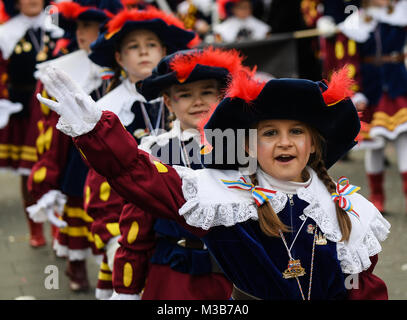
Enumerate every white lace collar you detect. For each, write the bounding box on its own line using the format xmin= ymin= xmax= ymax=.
xmin=0 ymin=12 xmax=64 ymax=59
xmin=36 ymin=50 xmax=104 ymax=95
xmin=96 ymin=79 xmax=146 ymax=126
xmin=175 ymin=166 xmax=391 ymax=274
xmin=338 ymin=1 xmax=407 ymax=43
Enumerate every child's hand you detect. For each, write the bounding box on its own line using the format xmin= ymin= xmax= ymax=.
xmin=36 ymin=66 xmax=101 ymax=137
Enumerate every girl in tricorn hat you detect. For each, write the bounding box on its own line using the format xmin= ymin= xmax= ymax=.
xmin=37 ymin=64 xmax=390 ymax=300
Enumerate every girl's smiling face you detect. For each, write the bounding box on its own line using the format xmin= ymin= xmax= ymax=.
xmin=251 ymin=119 xmax=316 ymax=182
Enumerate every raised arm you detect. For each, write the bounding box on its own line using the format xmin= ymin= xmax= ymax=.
xmin=36 ymin=66 xmax=207 ymax=237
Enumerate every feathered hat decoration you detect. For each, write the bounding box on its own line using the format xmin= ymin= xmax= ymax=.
xmin=222 ymin=64 xmax=354 ymax=106
xmin=169 ymin=46 xmax=246 ymax=83
xmin=106 ymin=6 xmax=187 ymax=39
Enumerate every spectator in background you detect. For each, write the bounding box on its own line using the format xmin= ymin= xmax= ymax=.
xmin=213 ymin=0 xmax=270 ymax=43
xmin=263 ymin=0 xmax=323 ymax=81
xmin=176 ymin=0 xmax=213 ymax=39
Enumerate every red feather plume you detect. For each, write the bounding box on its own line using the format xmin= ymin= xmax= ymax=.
xmin=0 ymin=1 xmax=9 ymax=23
xmin=322 ymin=65 xmax=355 ymax=106
xmin=107 ymin=7 xmax=186 ymax=34
xmin=51 ymin=2 xmax=95 ymax=19
xmin=197 ymin=102 xmax=218 ymax=147
xmin=169 ymin=46 xmax=246 ymax=82
xmin=225 ymin=67 xmax=266 ymax=104
xmin=187 ymin=34 xmax=202 ymax=49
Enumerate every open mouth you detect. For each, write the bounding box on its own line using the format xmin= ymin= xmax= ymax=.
xmin=190 ymin=110 xmax=209 ymax=116
xmin=275 ymin=155 xmax=296 ymax=163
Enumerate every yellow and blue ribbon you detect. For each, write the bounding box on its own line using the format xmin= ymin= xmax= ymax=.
xmin=221 ymin=177 xmax=277 ymax=207
xmin=331 ymin=176 xmax=361 ymax=219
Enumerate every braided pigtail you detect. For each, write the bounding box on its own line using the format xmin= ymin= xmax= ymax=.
xmin=308 ymin=129 xmax=352 ymax=242
xmin=105 ymin=66 xmax=123 ymax=94
xmin=249 ymin=174 xmax=290 ymax=237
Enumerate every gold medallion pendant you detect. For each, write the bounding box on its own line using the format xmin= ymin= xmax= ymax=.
xmin=22 ymin=41 xmax=32 ymax=52
xmin=14 ymin=44 xmax=22 ymax=54
xmin=282 ymin=259 xmax=306 ymax=279
xmin=36 ymin=50 xmax=47 ymax=62
xmin=315 ymin=232 xmax=327 ymax=246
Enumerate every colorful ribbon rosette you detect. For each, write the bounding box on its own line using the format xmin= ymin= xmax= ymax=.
xmin=331 ymin=176 xmax=361 ymax=219
xmin=221 ymin=177 xmax=277 ymax=207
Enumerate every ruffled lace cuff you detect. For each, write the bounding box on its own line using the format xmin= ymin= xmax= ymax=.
xmin=337 ymin=214 xmax=390 ymax=274
xmin=56 ymin=107 xmax=102 ymax=138
xmin=0 ymin=99 xmax=23 ymax=129
xmin=26 ymin=190 xmax=67 ymax=223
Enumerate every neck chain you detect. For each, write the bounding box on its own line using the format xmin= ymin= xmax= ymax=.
xmin=179 ymin=139 xmax=204 ymax=169
xmin=279 ymin=224 xmax=317 ymax=300
xmin=280 ymin=215 xmax=308 ymax=258
xmin=27 ymin=28 xmax=46 ymax=61
xmin=140 ymin=99 xmax=164 ymax=136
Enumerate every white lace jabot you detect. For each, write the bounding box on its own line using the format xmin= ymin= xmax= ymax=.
xmin=174 ymin=166 xmax=391 ymax=274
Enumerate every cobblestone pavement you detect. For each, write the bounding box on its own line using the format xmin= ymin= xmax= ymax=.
xmin=0 ymin=146 xmax=406 ymax=300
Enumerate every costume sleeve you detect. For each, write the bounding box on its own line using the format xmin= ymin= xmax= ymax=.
xmin=27 ymin=100 xmax=71 ymax=201
xmin=73 ymin=111 xmax=208 ymax=237
xmin=112 ymin=202 xmax=156 ymax=295
xmin=84 ymin=168 xmax=124 ymax=250
xmin=347 ymin=254 xmax=388 ymax=300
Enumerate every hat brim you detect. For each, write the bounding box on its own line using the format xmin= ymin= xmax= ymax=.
xmin=138 ymin=64 xmax=230 ymax=101
xmin=203 ymin=79 xmax=360 ymax=170
xmin=57 ymin=9 xmax=108 ymax=33
xmin=89 ymin=20 xmax=196 ymax=68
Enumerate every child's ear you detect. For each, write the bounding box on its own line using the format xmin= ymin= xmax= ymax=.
xmin=163 ymin=93 xmax=173 ymax=113
xmin=245 ymin=137 xmax=256 ymax=158
xmin=115 ymin=51 xmax=124 ymax=69
xmin=310 ymin=143 xmax=316 ymax=154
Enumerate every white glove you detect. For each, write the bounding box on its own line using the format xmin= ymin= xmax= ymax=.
xmin=316 ymin=16 xmax=338 ymax=38
xmin=0 ymin=99 xmax=23 ymax=129
xmin=109 ymin=291 xmax=141 ymax=300
xmin=36 ymin=66 xmax=102 ymax=137
xmin=105 ymin=235 xmax=121 ymax=271
xmin=26 ymin=190 xmax=68 ymax=228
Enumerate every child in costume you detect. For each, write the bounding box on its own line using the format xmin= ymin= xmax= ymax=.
xmin=213 ymin=0 xmax=270 ymax=43
xmin=317 ymin=0 xmax=362 ymax=81
xmin=79 ymin=7 xmax=198 ymax=299
xmin=110 ymin=47 xmax=248 ymax=300
xmin=38 ymin=63 xmax=390 ymax=299
xmin=0 ymin=0 xmax=64 ymax=247
xmin=26 ymin=0 xmax=123 ymax=291
xmin=337 ymin=0 xmax=407 ymax=214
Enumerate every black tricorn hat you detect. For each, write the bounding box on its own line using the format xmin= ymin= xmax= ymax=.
xmin=201 ymin=67 xmax=361 ymax=170
xmin=137 ymin=47 xmax=247 ymax=101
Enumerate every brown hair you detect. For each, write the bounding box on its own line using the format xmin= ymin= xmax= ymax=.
xmin=105 ymin=65 xmax=123 ymax=94
xmin=252 ymin=126 xmax=352 ymax=242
